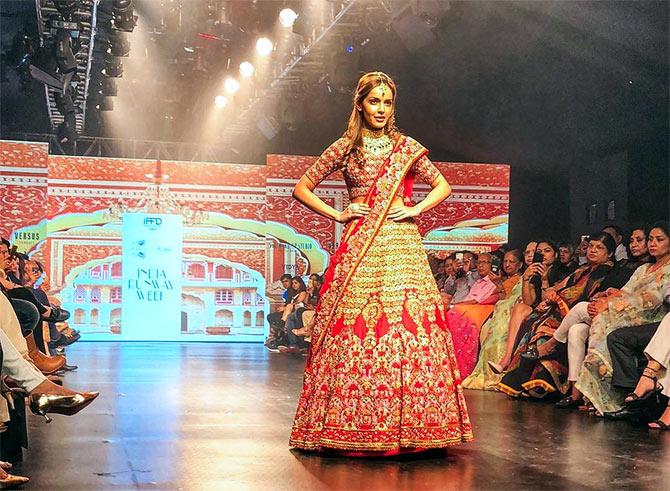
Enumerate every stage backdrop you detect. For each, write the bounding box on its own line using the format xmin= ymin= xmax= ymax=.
xmin=0 ymin=139 xmax=509 ymax=342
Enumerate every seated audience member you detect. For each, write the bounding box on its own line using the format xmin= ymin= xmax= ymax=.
xmin=281 ymin=276 xmax=308 ymax=322
xmin=498 ymin=233 xmax=615 ymax=399
xmin=605 ymin=288 xmax=669 ymax=423
xmin=438 ymin=254 xmax=458 ymax=306
xmin=447 ymin=249 xmax=523 ymax=380
xmin=574 ymin=235 xmax=589 ymax=266
xmin=575 ymin=222 xmax=670 ymax=415
xmin=559 ymin=242 xmax=578 ymax=273
xmin=281 ymin=275 xmax=324 ymax=352
xmin=597 ymin=226 xmax=652 ymax=291
xmin=536 ymin=228 xmax=655 ymax=408
xmin=539 ymin=227 xmax=654 ymax=355
xmin=1 ymin=244 xmax=67 ymax=374
xmin=446 ymin=253 xmax=500 ymax=377
xmin=430 ymin=253 xmax=446 ymax=288
xmin=291 ymin=274 xmax=323 ymax=338
xmin=602 ymin=224 xmax=629 ymax=261
xmin=489 ymin=240 xmax=567 ymax=373
xmin=463 ymin=247 xmax=527 ymax=390
xmin=265 ymin=274 xmax=295 ymax=351
xmin=449 ymin=251 xmax=479 ymax=305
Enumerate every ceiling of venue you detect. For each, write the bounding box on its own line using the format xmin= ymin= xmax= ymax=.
xmin=1 ymin=0 xmax=667 ymax=172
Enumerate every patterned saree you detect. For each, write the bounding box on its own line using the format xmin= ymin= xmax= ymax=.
xmin=498 ymin=264 xmax=612 ymax=398
xmin=576 ymin=262 xmax=670 ymax=414
xmin=289 ymin=136 xmax=473 ymax=454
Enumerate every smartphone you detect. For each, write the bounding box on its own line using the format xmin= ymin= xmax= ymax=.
xmin=532 ymin=251 xmax=544 ymax=264
xmin=455 ymin=252 xmax=464 ymax=261
xmin=491 ymin=256 xmax=501 ymax=274
xmin=580 ymin=234 xmax=590 ymax=243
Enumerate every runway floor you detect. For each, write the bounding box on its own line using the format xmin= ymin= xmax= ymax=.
xmin=17 ymin=342 xmax=670 ymax=490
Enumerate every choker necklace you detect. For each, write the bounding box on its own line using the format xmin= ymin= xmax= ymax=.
xmin=362 ymin=130 xmax=392 ymax=157
xmin=362 ymin=127 xmax=385 ymax=139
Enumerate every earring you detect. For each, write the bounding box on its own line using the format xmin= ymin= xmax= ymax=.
xmin=388 ymin=113 xmax=396 ymax=130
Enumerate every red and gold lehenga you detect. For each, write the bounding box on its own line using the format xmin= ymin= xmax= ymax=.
xmin=289 ymin=133 xmax=473 ymax=455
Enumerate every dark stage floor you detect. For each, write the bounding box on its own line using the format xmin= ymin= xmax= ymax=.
xmin=16 ymin=343 xmax=669 ymax=490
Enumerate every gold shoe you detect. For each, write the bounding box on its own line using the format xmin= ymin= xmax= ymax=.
xmin=29 ymin=392 xmax=99 ymax=423
xmin=0 ymin=470 xmax=29 ymax=488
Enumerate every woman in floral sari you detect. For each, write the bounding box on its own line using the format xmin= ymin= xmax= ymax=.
xmin=288 ymin=72 xmax=472 ymax=455
xmin=498 ymin=233 xmax=616 ymax=398
xmin=463 ymin=247 xmax=528 ymax=390
xmin=576 ymin=222 xmax=670 ymax=415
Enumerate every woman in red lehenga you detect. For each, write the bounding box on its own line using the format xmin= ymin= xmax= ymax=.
xmin=289 ymin=72 xmax=473 ymax=456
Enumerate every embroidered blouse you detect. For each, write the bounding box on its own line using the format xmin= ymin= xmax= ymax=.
xmin=304 ymin=136 xmax=441 ymax=200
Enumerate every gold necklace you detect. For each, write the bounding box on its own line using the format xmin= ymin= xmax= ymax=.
xmin=362 ymin=132 xmax=392 ymax=157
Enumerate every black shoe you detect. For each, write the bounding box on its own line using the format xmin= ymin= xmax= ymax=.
xmin=603 ymin=407 xmax=641 ymax=421
xmin=264 ymin=340 xmax=280 ymax=353
xmin=61 ymin=364 xmax=78 ymax=371
xmin=42 ymin=307 xmax=70 ymax=323
xmin=60 ymin=332 xmax=81 ymax=347
xmin=555 ymin=396 xmax=584 ymax=409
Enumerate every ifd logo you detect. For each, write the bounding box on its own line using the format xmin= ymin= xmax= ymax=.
xmin=143 ymin=216 xmax=163 ymax=230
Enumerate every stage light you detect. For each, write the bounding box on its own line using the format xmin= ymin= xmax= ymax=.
xmin=224 ymin=77 xmax=240 ymax=94
xmin=100 ymin=77 xmax=118 ymax=96
xmin=279 ymin=8 xmax=298 ymax=28
xmin=96 ymin=97 xmax=114 ymax=111
xmin=345 ymin=44 xmax=354 ymax=53
xmin=107 ymin=31 xmax=130 ymax=57
xmin=239 ymin=61 xmax=254 ymax=78
xmin=256 ymin=37 xmax=273 ymax=57
xmin=214 ymin=95 xmax=228 ymax=108
xmin=112 ymin=0 xmax=137 ymax=32
xmin=102 ymin=54 xmax=123 ymax=77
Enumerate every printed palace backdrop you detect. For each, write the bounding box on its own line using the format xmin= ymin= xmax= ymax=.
xmin=0 ymin=140 xmax=510 ymax=342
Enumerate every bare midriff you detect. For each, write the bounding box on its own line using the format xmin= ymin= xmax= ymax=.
xmin=351 ymin=196 xmax=405 ymax=207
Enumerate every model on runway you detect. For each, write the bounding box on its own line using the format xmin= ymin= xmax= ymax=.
xmin=289 ymin=72 xmax=473 ymax=456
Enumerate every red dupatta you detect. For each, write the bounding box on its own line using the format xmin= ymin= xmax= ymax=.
xmin=307 ymin=136 xmax=428 ymax=363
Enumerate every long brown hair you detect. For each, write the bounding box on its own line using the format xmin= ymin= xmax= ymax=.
xmin=343 ymin=71 xmax=402 ymax=157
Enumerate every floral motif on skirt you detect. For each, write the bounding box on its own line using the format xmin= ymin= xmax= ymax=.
xmin=289 ymin=220 xmax=473 ymax=452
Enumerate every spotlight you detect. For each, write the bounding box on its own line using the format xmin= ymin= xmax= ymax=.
xmin=256 ymin=37 xmax=273 ymax=57
xmin=279 ymin=8 xmax=298 ymax=28
xmin=224 ymin=77 xmax=240 ymax=94
xmin=56 ymin=112 xmax=77 ymax=143
xmin=102 ymin=53 xmax=123 ymax=77
xmin=100 ymin=77 xmax=118 ymax=96
xmin=96 ymin=97 xmax=114 ymax=111
xmin=112 ymin=0 xmax=137 ymax=32
xmin=214 ymin=95 xmax=228 ymax=108
xmin=107 ymin=31 xmax=130 ymax=57
xmin=239 ymin=61 xmax=254 ymax=78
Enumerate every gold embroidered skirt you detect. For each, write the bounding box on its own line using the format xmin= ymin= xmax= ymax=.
xmin=289 ymin=219 xmax=473 ymax=453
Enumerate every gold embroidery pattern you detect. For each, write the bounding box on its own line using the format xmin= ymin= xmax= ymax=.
xmin=290 ymin=137 xmax=472 ymax=452
xmin=304 ymin=136 xmax=442 ymax=200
